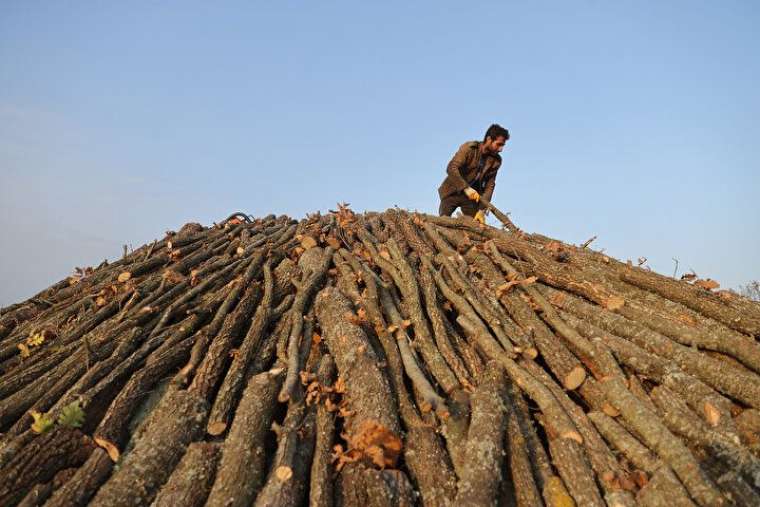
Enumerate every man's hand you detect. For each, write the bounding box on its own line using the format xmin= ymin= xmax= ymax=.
xmin=464 ymin=187 xmax=480 ymax=202
xmin=474 ymin=210 xmax=486 ymax=224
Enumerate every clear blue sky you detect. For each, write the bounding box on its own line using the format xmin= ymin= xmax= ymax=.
xmin=1 ymin=1 xmax=758 ymax=306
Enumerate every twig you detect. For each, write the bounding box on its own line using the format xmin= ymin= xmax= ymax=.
xmin=581 ymin=235 xmax=597 ymax=249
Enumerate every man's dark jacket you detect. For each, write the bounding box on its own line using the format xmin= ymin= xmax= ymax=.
xmin=438 ymin=141 xmax=502 ymax=203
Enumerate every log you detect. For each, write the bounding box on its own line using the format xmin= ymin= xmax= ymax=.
xmin=336 ymin=464 xmax=416 ymax=507
xmin=205 ymin=367 xmax=284 ymax=507
xmin=454 ymin=361 xmax=510 ymax=506
xmin=314 ymin=286 xmax=400 ymax=438
xmin=310 ymin=355 xmax=337 ymax=507
xmin=90 ymin=388 xmax=209 ymax=506
xmin=0 ymin=428 xmax=94 ymax=506
xmin=44 ymin=448 xmax=113 ymax=507
xmin=152 ymin=442 xmax=221 ymax=507
xmin=279 ymin=246 xmax=333 ymax=402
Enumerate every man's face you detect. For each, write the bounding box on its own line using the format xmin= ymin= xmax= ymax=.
xmin=485 ymin=136 xmax=507 ymax=154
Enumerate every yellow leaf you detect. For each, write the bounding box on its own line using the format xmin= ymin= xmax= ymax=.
xmin=30 ymin=410 xmax=54 ymax=434
xmin=27 ymin=333 xmax=45 ymax=347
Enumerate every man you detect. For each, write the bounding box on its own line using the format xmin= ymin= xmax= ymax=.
xmin=438 ymin=124 xmax=509 ymax=223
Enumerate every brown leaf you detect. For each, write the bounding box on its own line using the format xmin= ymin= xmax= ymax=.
xmin=18 ymin=343 xmax=31 ymax=358
xmin=301 ymin=235 xmax=318 ymax=250
xmin=703 ymin=402 xmax=721 ymax=427
xmin=604 ymin=296 xmax=625 ymax=311
xmin=326 ymin=236 xmax=341 ymax=249
xmin=347 ymin=420 xmax=403 ymax=469
xmin=694 ymin=278 xmax=720 ymax=290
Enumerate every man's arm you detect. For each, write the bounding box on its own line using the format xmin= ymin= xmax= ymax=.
xmin=480 ymin=161 xmax=501 ymax=204
xmin=445 ymin=143 xmax=474 ymax=193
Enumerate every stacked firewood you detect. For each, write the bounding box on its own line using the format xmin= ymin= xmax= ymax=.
xmin=1 ymin=206 xmax=759 ymax=506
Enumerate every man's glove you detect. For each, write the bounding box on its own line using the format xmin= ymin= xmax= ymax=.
xmin=464 ymin=187 xmax=480 ymax=202
xmin=474 ymin=210 xmax=486 ymax=224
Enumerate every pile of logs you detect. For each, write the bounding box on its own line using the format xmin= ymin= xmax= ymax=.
xmin=1 ymin=206 xmax=760 ymax=506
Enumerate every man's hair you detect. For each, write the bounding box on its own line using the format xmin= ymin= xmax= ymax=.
xmin=484 ymin=123 xmax=510 ymax=142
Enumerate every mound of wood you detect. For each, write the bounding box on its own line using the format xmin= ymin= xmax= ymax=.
xmin=1 ymin=206 xmax=760 ymax=506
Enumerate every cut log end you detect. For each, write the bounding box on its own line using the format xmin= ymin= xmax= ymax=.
xmin=563 ymin=365 xmax=587 ymax=391
xmin=207 ymin=421 xmax=227 ymax=436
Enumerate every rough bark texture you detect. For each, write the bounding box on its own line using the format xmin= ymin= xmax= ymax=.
xmin=152 ymin=442 xmax=221 ymax=507
xmin=2 ymin=209 xmax=758 ymax=506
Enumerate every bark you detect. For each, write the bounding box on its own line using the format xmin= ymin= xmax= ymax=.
xmin=310 ymin=355 xmax=337 ymax=507
xmin=152 ymin=442 xmax=221 ymax=507
xmin=637 ymin=467 xmax=697 ymax=507
xmin=205 ymin=368 xmax=284 ymax=507
xmin=314 ymin=286 xmax=400 ymax=438
xmin=17 ymin=482 xmax=52 ymax=507
xmin=454 ymin=361 xmax=510 ymax=507
xmin=91 ymin=388 xmax=209 ymax=506
xmin=619 ymin=268 xmax=760 ymax=337
xmin=279 ymin=246 xmax=333 ymax=402
xmin=189 ymin=279 xmax=262 ymax=401
xmin=336 ymin=464 xmax=416 ymax=507
xmin=44 ymin=448 xmax=113 ymax=507
xmin=0 ymin=428 xmax=94 ymax=506
xmin=541 ymin=284 xmax=760 ymax=409
xmin=601 ymin=377 xmax=725 ymax=506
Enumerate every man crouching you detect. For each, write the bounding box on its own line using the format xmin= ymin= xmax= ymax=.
xmin=438 ymin=123 xmax=509 ymax=223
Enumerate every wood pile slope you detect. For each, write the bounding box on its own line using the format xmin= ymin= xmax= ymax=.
xmin=1 ymin=206 xmax=760 ymax=506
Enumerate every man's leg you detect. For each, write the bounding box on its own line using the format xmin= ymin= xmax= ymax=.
xmin=460 ymin=200 xmax=479 ymax=218
xmin=439 ymin=195 xmax=461 ymax=216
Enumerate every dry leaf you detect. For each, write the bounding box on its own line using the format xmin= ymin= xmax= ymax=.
xmin=326 ymin=236 xmax=341 ymax=249
xmin=18 ymin=343 xmax=31 ymax=358
xmin=694 ymin=278 xmax=720 ymax=290
xmin=604 ymin=296 xmax=625 ymax=311
xmin=346 ymin=420 xmax=403 ymax=469
xmin=703 ymin=402 xmax=721 ymax=427
xmin=301 ymin=236 xmax=318 ymax=250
